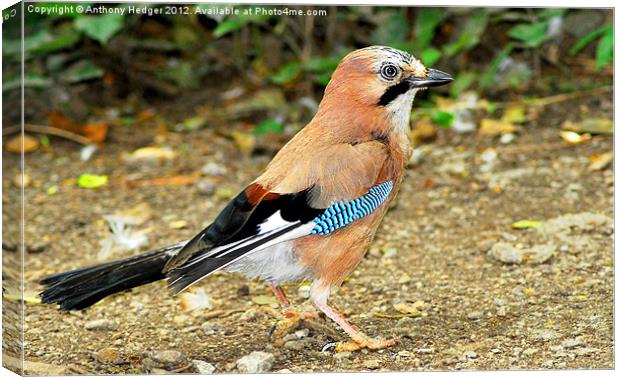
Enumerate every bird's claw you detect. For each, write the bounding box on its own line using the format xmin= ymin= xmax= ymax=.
xmin=271 ymin=309 xmax=320 ymax=344
xmin=333 ymin=336 xmax=396 ymax=352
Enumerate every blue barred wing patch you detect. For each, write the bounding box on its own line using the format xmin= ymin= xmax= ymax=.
xmin=310 ymin=181 xmax=394 ymax=235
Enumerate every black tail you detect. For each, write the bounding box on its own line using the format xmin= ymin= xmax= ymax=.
xmin=40 ymin=242 xmax=184 ymax=311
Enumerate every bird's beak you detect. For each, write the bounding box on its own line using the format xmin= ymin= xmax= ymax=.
xmin=407 ymin=68 xmax=453 ymax=88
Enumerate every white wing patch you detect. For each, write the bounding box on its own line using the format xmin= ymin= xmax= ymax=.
xmin=258 ymin=210 xmax=295 ymax=233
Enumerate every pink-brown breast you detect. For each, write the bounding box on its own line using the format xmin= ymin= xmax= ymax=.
xmin=292 ymin=135 xmax=409 ymax=289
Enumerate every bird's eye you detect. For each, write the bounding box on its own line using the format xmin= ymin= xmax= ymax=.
xmin=380 ymin=64 xmax=399 ymax=80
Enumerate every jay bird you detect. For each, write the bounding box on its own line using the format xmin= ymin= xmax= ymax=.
xmin=40 ymin=46 xmax=452 ymax=352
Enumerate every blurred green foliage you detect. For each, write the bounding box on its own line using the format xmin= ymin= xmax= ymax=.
xmin=2 ymin=3 xmax=613 ymax=115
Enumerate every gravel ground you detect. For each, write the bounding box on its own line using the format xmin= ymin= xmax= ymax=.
xmin=2 ymin=95 xmax=613 ymax=374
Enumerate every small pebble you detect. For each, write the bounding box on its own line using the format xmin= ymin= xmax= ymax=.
xmin=398 ymin=350 xmax=411 ymax=357
xmin=333 ymin=352 xmax=352 ymax=362
xmin=562 ymin=338 xmax=585 ymax=349
xmin=277 ymin=369 xmax=293 ymax=373
xmin=467 ymin=311 xmax=483 ymax=320
xmin=236 ymin=351 xmax=275 ymax=373
xmin=85 ymin=319 xmax=118 ymax=331
xmin=203 ymin=323 xmax=225 ymax=336
xmin=298 ymin=285 xmax=311 ymax=299
xmin=463 ymin=351 xmax=478 ymax=359
xmin=523 ymin=348 xmax=539 ymax=356
xmin=192 ymin=360 xmax=216 ymax=374
xmin=364 ymin=359 xmax=381 ymax=369
xmin=94 ymin=348 xmax=124 ymax=365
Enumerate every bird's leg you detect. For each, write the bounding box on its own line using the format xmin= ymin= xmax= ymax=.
xmin=269 ymin=283 xmax=319 ymax=342
xmin=270 ymin=283 xmax=290 ymax=309
xmin=311 ymin=283 xmax=396 ymax=352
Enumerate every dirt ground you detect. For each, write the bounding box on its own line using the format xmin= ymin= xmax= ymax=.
xmin=2 ymin=92 xmax=614 ymax=374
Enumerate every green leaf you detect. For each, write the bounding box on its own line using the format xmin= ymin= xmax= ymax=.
xmin=59 ymin=60 xmax=104 ymax=83
xmin=371 ymin=10 xmax=408 ymax=45
xmin=75 ymin=13 xmax=125 ymax=44
xmin=303 ymin=56 xmax=341 ymax=73
xmin=480 ymin=43 xmax=514 ymax=89
xmin=420 ymin=48 xmax=442 ymax=66
xmin=570 ymin=25 xmax=610 ymax=56
xmin=271 ymin=62 xmax=301 ymax=85
xmin=450 ymin=71 xmax=477 ymax=98
xmin=508 ymin=21 xmax=549 ymax=47
xmin=414 ymin=8 xmax=444 ymax=51
xmin=78 ymin=174 xmax=108 ymax=189
xmin=511 ymin=220 xmax=541 ymax=229
xmin=3 ymin=74 xmax=52 ymax=92
xmin=443 ymin=10 xmax=488 ymax=57
xmin=431 ymin=111 xmax=455 ymax=128
xmin=595 ymin=26 xmax=613 ymax=70
xmin=213 ymin=13 xmax=270 ymax=38
xmin=253 ymin=119 xmax=284 ymax=136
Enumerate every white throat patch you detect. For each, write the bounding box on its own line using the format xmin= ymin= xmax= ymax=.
xmin=385 ymin=88 xmax=418 ymax=134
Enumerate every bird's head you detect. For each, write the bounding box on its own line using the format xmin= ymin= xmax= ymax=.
xmin=318 ymin=46 xmax=453 ymax=135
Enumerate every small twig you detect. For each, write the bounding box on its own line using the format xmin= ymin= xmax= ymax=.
xmin=201 ymin=308 xmax=246 ymax=320
xmin=2 ymin=124 xmax=93 ymax=145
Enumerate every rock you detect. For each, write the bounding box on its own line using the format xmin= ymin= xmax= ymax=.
xmin=540 ymin=212 xmax=612 ymax=238
xmin=533 ymin=329 xmax=556 ymax=341
xmin=295 ymin=328 xmax=310 ymax=339
xmin=192 ymin=360 xmax=216 ymax=374
xmin=85 ymin=319 xmax=118 ymax=331
xmin=333 ymin=352 xmax=352 ymax=362
xmin=298 ymin=285 xmax=311 ymax=299
xmin=277 ymin=368 xmax=293 ymax=373
xmin=284 ymin=339 xmax=310 ymax=351
xmin=202 ymin=322 xmax=225 ymax=335
xmin=398 ymin=350 xmax=412 ymax=357
xmin=143 ymin=350 xmax=189 ymax=371
xmin=574 ymin=347 xmax=600 ymax=356
xmin=394 ymin=316 xmax=416 ymax=337
xmin=236 ymin=351 xmax=275 ymax=373
xmin=523 ymin=348 xmax=539 ymax=356
xmin=197 ymin=178 xmax=218 ymax=195
xmin=201 ymin=162 xmax=227 ymax=176
xmin=562 ymin=338 xmax=585 ymax=349
xmin=467 ymin=311 xmax=483 ymax=320
xmin=13 ymin=173 xmax=31 ymax=188
xmin=364 ymin=359 xmax=381 ymax=369
xmin=6 ymin=134 xmax=39 ymax=153
xmin=94 ymin=348 xmax=124 ymax=365
xmin=463 ymin=350 xmax=478 ymax=359
xmin=487 ymin=242 xmax=554 ymax=264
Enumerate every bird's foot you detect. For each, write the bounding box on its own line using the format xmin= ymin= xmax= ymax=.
xmin=334 ymin=335 xmax=396 ymax=352
xmin=271 ymin=309 xmax=320 ymax=344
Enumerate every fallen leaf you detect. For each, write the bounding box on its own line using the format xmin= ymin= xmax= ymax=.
xmin=128 ymin=146 xmax=176 ymax=160
xmin=48 ymin=111 xmax=78 ymax=132
xmin=588 ymin=152 xmax=612 ymax=171
xmin=479 ymin=118 xmax=517 ymax=136
xmin=179 ymin=288 xmax=212 ymax=311
xmin=511 ymin=220 xmax=542 ymax=229
xmin=410 ymin=119 xmax=437 ymax=145
xmin=5 ymin=134 xmax=40 ymax=153
xmin=501 ymin=105 xmax=526 ymax=124
xmin=560 ymin=131 xmax=591 ymax=144
xmin=127 ymin=174 xmax=200 ymax=187
xmin=169 ymin=220 xmax=188 ymax=229
xmin=13 ymin=174 xmax=31 ymax=188
xmin=78 ymin=174 xmax=108 ymax=189
xmin=252 ymin=295 xmax=279 ymax=306
xmin=82 ymin=122 xmax=109 ymax=143
xmin=562 ymin=118 xmax=612 ymax=135
xmin=230 ymin=131 xmax=255 ymax=157
xmin=393 ymin=301 xmax=425 ymax=315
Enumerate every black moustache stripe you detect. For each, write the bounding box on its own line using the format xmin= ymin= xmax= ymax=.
xmin=377 ymin=80 xmax=412 ymax=106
